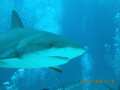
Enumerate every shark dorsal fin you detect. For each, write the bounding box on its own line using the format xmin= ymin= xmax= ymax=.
xmin=11 ymin=10 xmax=23 ymax=30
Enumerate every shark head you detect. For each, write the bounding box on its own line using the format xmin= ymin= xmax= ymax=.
xmin=17 ymin=29 xmax=86 ymax=68
xmin=33 ymin=31 xmax=86 ymax=63
xmin=0 ymin=10 xmax=86 ymax=72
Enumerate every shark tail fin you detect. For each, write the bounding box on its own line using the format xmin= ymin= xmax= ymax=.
xmin=11 ymin=10 xmax=23 ymax=30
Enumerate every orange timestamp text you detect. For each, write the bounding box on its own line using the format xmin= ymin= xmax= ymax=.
xmin=81 ymin=80 xmax=115 ymax=83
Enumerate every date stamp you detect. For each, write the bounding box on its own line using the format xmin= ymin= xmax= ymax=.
xmin=81 ymin=80 xmax=115 ymax=83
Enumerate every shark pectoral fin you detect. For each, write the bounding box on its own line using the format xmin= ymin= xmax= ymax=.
xmin=49 ymin=66 xmax=62 ymax=73
xmin=11 ymin=10 xmax=23 ymax=30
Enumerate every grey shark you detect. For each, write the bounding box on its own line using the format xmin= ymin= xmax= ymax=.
xmin=55 ymin=81 xmax=82 ymax=90
xmin=104 ymin=84 xmax=120 ymax=90
xmin=43 ymin=84 xmax=120 ymax=90
xmin=42 ymin=80 xmax=82 ymax=90
xmin=0 ymin=10 xmax=85 ymax=72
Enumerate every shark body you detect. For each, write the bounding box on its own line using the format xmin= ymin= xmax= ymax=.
xmin=43 ymin=84 xmax=120 ymax=90
xmin=104 ymin=84 xmax=120 ymax=90
xmin=0 ymin=10 xmax=85 ymax=72
xmin=55 ymin=81 xmax=82 ymax=90
xmin=42 ymin=80 xmax=82 ymax=90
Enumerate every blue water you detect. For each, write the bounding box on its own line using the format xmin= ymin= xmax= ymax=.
xmin=0 ymin=0 xmax=120 ymax=90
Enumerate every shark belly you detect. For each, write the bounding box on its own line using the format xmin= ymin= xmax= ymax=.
xmin=19 ymin=53 xmax=69 ymax=68
xmin=0 ymin=53 xmax=68 ymax=68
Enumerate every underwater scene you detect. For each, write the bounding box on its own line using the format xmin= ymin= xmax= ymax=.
xmin=0 ymin=0 xmax=120 ymax=90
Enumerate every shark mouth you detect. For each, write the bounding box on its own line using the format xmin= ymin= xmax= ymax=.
xmin=42 ymin=56 xmax=69 ymax=60
xmin=50 ymin=56 xmax=69 ymax=60
xmin=52 ymin=56 xmax=69 ymax=60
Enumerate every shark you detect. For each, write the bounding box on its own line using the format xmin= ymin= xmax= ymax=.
xmin=42 ymin=80 xmax=82 ymax=90
xmin=55 ymin=81 xmax=82 ymax=90
xmin=104 ymin=84 xmax=120 ymax=90
xmin=42 ymin=84 xmax=120 ymax=90
xmin=0 ymin=10 xmax=85 ymax=72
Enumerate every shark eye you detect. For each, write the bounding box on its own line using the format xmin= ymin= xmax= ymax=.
xmin=49 ymin=44 xmax=53 ymax=48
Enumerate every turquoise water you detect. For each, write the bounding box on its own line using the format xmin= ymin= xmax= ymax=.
xmin=0 ymin=0 xmax=120 ymax=90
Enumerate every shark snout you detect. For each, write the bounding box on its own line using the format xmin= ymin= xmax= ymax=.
xmin=78 ymin=46 xmax=86 ymax=54
xmin=64 ymin=47 xmax=86 ymax=59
